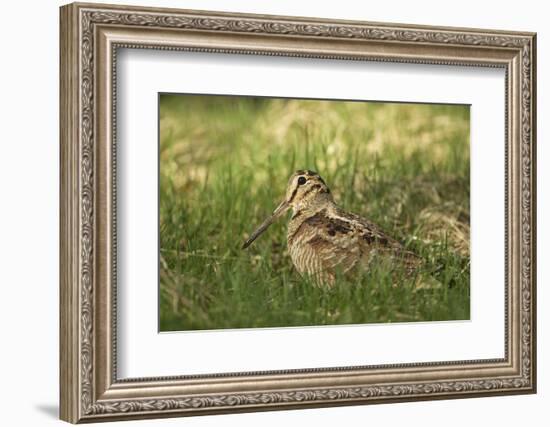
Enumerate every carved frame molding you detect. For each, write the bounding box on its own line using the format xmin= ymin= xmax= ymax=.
xmin=60 ymin=2 xmax=536 ymax=423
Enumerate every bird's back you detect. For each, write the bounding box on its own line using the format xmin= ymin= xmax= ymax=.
xmin=287 ymin=203 xmax=421 ymax=285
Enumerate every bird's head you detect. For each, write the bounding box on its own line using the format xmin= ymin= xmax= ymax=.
xmin=242 ymin=170 xmax=332 ymax=249
xmin=283 ymin=170 xmax=333 ymax=211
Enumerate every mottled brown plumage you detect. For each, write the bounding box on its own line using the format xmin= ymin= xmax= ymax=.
xmin=243 ymin=170 xmax=422 ymax=286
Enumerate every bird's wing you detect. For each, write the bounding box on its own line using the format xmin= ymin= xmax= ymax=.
xmin=337 ymin=209 xmax=422 ymax=272
xmin=297 ymin=208 xmax=421 ymax=282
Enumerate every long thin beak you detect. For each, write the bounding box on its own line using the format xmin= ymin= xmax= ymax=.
xmin=242 ymin=200 xmax=290 ymax=249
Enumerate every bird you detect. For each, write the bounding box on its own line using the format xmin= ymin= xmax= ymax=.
xmin=242 ymin=170 xmax=423 ymax=286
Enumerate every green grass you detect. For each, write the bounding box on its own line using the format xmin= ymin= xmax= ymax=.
xmin=159 ymin=94 xmax=470 ymax=331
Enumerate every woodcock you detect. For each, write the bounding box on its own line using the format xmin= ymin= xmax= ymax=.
xmin=242 ymin=170 xmax=422 ymax=286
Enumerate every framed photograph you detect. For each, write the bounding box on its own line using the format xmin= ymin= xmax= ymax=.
xmin=60 ymin=2 xmax=537 ymax=423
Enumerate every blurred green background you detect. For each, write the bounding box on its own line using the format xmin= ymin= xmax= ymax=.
xmin=159 ymin=94 xmax=470 ymax=331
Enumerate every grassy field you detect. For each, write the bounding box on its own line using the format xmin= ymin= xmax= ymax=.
xmin=159 ymin=94 xmax=470 ymax=331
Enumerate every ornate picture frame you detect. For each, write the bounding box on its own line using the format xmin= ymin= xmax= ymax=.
xmin=60 ymin=2 xmax=536 ymax=423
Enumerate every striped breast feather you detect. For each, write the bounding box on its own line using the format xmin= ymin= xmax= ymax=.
xmin=287 ymin=209 xmax=364 ymax=278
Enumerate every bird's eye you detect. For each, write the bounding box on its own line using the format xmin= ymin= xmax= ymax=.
xmin=297 ymin=176 xmax=307 ymax=186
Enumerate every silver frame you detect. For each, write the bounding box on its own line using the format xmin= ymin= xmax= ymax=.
xmin=60 ymin=2 xmax=536 ymax=423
